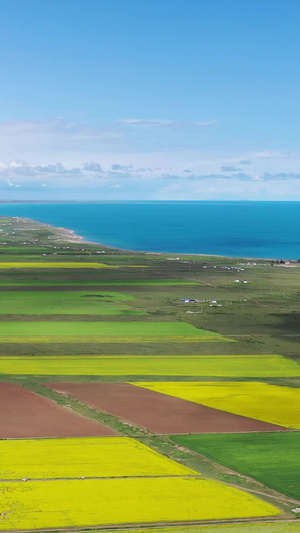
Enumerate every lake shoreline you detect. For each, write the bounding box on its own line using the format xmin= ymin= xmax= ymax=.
xmin=58 ymin=221 xmax=298 ymax=263
xmin=1 ymin=215 xmax=298 ymax=263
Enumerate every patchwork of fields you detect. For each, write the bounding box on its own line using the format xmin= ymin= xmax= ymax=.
xmin=0 ymin=217 xmax=298 ymax=532
xmin=0 ymin=477 xmax=280 ymax=530
xmin=46 ymin=382 xmax=287 ymax=434
xmin=0 ymin=435 xmax=280 ymax=530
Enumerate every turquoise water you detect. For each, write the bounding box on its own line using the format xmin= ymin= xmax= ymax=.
xmin=0 ymin=201 xmax=299 ymax=259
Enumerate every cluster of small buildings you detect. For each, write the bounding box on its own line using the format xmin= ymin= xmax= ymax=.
xmin=220 ymin=266 xmax=245 ymax=272
xmin=181 ymin=298 xmax=221 ymax=307
xmin=181 ymin=298 xmax=204 ymax=303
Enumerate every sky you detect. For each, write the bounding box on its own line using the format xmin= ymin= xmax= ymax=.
xmin=0 ymin=0 xmax=300 ymax=201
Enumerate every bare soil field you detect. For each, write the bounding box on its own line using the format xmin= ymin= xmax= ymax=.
xmin=0 ymin=383 xmax=118 ymax=438
xmin=46 ymin=382 xmax=287 ymax=434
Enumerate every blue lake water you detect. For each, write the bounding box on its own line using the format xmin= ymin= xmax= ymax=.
xmin=0 ymin=201 xmax=299 ymax=259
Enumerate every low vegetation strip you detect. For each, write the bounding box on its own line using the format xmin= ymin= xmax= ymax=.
xmin=0 ymin=437 xmax=196 ymax=480
xmin=0 ymin=290 xmax=146 ymax=315
xmin=0 ymin=477 xmax=280 ymax=530
xmin=46 ymin=383 xmax=285 ymax=434
xmin=171 ymin=432 xmax=300 ymax=500
xmin=0 ymin=334 xmax=229 ymax=343
xmin=0 ymin=280 xmax=200 ymax=286
xmin=0 ymin=262 xmax=114 ymax=268
xmin=0 ymin=321 xmax=225 ymax=338
xmin=108 ymin=525 xmax=300 ymax=533
xmin=135 ymin=382 xmax=300 ymax=429
xmin=2 ymin=355 xmax=296 ymax=376
xmin=0 ymin=383 xmax=117 ymax=438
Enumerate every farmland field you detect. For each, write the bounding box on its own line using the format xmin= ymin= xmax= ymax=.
xmin=0 ymin=262 xmax=114 ymax=268
xmin=0 ymin=437 xmax=196 ymax=479
xmin=0 ymin=477 xmax=280 ymax=530
xmin=0 ymin=383 xmax=116 ymax=438
xmin=0 ymin=321 xmax=228 ymax=341
xmin=135 ymin=381 xmax=300 ymax=429
xmin=0 ymin=290 xmax=146 ymax=315
xmin=46 ymin=382 xmax=285 ymax=434
xmin=172 ymin=432 xmax=300 ymax=500
xmin=1 ymin=354 xmax=298 ymax=376
xmin=0 ymin=216 xmax=299 ymax=531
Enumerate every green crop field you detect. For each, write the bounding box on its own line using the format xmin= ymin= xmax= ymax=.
xmin=0 ymin=321 xmax=227 ymax=341
xmin=1 ymin=354 xmax=298 ymax=376
xmin=0 ymin=291 xmax=146 ymax=316
xmin=172 ymin=433 xmax=300 ymax=500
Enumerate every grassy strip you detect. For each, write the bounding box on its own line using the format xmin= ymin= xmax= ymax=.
xmin=0 ymin=335 xmax=229 ymax=343
xmin=0 ymin=262 xmax=114 ymax=268
xmin=0 ymin=280 xmax=199 ymax=286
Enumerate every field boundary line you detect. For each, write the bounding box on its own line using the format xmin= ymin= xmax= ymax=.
xmin=2 ymin=518 xmax=298 ymax=533
xmin=0 ymin=474 xmax=202 ymax=483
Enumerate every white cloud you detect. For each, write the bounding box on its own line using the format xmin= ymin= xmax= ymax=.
xmin=253 ymin=150 xmax=289 ymax=159
xmin=221 ymin=165 xmax=242 ymax=172
xmin=118 ymin=118 xmax=216 ymax=128
xmin=0 ymin=119 xmax=299 ymax=199
xmin=0 ymin=120 xmax=124 ymax=166
xmin=6 ymin=179 xmax=20 ymax=188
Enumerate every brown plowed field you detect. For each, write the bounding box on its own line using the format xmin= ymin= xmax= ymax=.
xmin=45 ymin=382 xmax=287 ymax=434
xmin=0 ymin=383 xmax=118 ymax=438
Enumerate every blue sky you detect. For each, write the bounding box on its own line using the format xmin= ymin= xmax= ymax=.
xmin=0 ymin=0 xmax=300 ymax=200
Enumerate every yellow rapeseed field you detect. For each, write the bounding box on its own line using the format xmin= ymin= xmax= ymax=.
xmin=0 ymin=477 xmax=280 ymax=530
xmin=0 ymin=262 xmax=113 ymax=268
xmin=0 ymin=437 xmax=196 ymax=479
xmin=134 ymin=382 xmax=300 ymax=429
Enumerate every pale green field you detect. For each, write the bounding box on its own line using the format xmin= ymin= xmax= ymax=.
xmin=0 ymin=262 xmax=114 ymax=268
xmin=0 ymin=321 xmax=218 ymax=336
xmin=0 ymin=355 xmax=298 ymax=376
